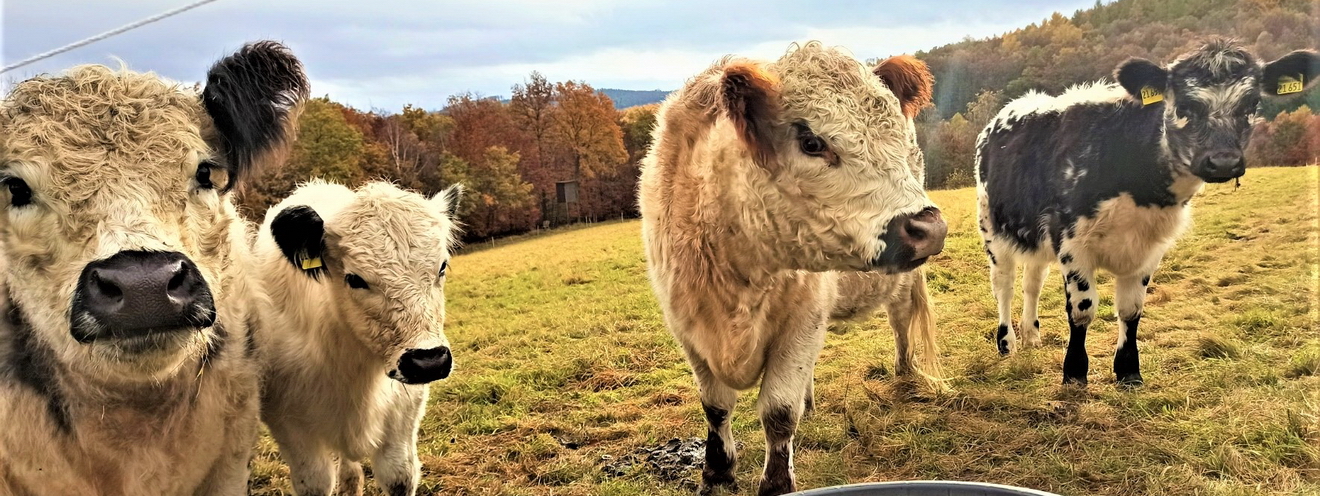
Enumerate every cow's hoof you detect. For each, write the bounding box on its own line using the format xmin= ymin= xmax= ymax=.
xmin=1062 ymin=374 xmax=1088 ymax=387
xmin=700 ymin=471 xmax=737 ymax=495
xmin=1116 ymin=372 xmax=1144 ymax=388
xmin=756 ymin=477 xmax=795 ymax=496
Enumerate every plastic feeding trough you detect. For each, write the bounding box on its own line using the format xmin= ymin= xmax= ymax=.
xmin=790 ymin=481 xmax=1061 ymax=496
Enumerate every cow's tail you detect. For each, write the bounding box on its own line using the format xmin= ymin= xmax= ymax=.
xmin=907 ymin=267 xmax=948 ymax=394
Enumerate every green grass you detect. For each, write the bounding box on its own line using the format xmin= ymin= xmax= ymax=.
xmin=250 ymin=166 xmax=1320 ymax=495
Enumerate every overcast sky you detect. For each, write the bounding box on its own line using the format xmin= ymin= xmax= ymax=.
xmin=3 ymin=0 xmax=1100 ymax=110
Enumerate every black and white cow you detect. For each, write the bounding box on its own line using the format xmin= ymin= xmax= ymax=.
xmin=975 ymin=38 xmax=1319 ymax=386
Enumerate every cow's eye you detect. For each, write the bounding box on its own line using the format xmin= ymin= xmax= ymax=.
xmin=345 ymin=273 xmax=370 ymax=290
xmin=195 ymin=161 xmax=217 ymax=189
xmin=799 ymin=133 xmax=829 ymax=157
xmin=4 ymin=178 xmax=31 ymax=207
xmin=439 ymin=260 xmax=448 ymax=278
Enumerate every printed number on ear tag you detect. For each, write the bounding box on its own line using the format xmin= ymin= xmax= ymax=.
xmin=301 ymin=257 xmax=323 ymax=271
xmin=1278 ymin=75 xmax=1304 ymax=95
xmin=1140 ymin=86 xmax=1163 ymax=106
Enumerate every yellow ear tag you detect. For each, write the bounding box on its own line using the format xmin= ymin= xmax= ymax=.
xmin=1278 ymin=74 xmax=1304 ymax=95
xmin=1140 ymin=86 xmax=1164 ymax=106
xmin=300 ymin=257 xmax=323 ymax=271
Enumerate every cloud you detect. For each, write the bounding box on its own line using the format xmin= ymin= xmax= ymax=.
xmin=3 ymin=0 xmax=1101 ymax=110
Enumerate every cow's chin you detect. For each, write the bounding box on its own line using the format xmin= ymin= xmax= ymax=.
xmin=81 ymin=327 xmax=211 ymax=378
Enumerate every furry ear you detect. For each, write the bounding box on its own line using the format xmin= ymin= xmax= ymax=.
xmin=270 ymin=205 xmax=327 ymax=280
xmin=202 ymin=40 xmax=310 ymax=192
xmin=1115 ymin=57 xmax=1169 ymax=102
xmin=433 ymin=183 xmax=464 ymax=218
xmin=721 ymin=61 xmax=781 ymax=172
xmin=1261 ymin=49 xmax=1320 ymax=97
xmin=874 ymin=55 xmax=934 ymax=118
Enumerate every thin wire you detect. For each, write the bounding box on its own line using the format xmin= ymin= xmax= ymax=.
xmin=0 ymin=0 xmax=221 ymax=74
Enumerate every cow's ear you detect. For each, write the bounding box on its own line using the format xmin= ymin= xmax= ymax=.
xmin=270 ymin=205 xmax=327 ymax=280
xmin=721 ymin=61 xmax=781 ymax=172
xmin=432 ymin=183 xmax=464 ymax=218
xmin=1115 ymin=57 xmax=1168 ymax=101
xmin=202 ymin=41 xmax=310 ymax=192
xmin=874 ymin=55 xmax=934 ymax=119
xmin=1261 ymin=50 xmax=1320 ymax=97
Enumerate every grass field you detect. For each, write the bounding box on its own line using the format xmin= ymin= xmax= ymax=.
xmin=249 ymin=166 xmax=1320 ymax=496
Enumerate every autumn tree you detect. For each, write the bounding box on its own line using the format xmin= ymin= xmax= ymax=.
xmin=238 ymin=97 xmax=367 ymax=216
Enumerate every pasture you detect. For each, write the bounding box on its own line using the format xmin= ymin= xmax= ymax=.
xmin=250 ymin=166 xmax=1319 ymax=496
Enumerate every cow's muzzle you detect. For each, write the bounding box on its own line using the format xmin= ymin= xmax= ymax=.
xmin=1194 ymin=149 xmax=1245 ymax=183
xmin=872 ymin=207 xmax=947 ymax=273
xmin=70 ymin=251 xmax=215 ymax=344
xmin=389 ymin=346 xmax=453 ymax=384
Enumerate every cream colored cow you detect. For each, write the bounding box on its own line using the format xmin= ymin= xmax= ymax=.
xmin=639 ymin=43 xmax=946 ymax=495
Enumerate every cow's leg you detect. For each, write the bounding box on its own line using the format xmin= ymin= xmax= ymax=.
xmin=684 ymin=351 xmax=740 ymax=494
xmin=885 ymin=295 xmax=916 ymax=377
xmin=990 ymin=248 xmax=1018 ymax=355
xmin=335 ymin=458 xmax=364 ymax=496
xmin=280 ymin=438 xmax=335 ymax=496
xmin=755 ymin=323 xmax=825 ymax=496
xmin=803 ymin=379 xmax=815 ymax=416
xmin=371 ymin=387 xmax=428 ymax=496
xmin=1060 ymin=255 xmax=1098 ymax=386
xmin=1113 ymin=273 xmax=1149 ymax=386
xmin=1020 ymin=259 xmax=1049 ymax=348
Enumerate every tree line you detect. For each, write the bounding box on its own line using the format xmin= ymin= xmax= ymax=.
xmin=238 ymin=72 xmax=658 ymax=240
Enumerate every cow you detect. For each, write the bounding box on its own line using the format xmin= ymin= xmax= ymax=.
xmin=252 ymin=179 xmax=463 ymax=496
xmin=0 ymin=41 xmax=308 ymax=495
xmin=638 ymin=42 xmax=947 ymax=496
xmin=975 ymin=38 xmax=1320 ymax=386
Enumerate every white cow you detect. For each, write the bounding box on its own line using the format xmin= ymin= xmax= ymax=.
xmin=252 ymin=180 xmax=463 ymax=496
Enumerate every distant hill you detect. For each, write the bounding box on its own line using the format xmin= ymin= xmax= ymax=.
xmin=598 ymin=89 xmax=670 ymax=109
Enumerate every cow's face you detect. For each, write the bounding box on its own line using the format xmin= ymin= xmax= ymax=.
xmin=270 ymin=182 xmax=463 ymax=385
xmin=716 ymin=44 xmax=946 ymax=273
xmin=0 ymin=42 xmax=307 ymax=380
xmin=1117 ymin=39 xmax=1320 ymax=183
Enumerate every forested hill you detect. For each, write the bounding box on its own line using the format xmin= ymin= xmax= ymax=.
xmin=598 ymin=89 xmax=670 ymax=108
xmin=916 ymin=0 xmax=1320 ymax=120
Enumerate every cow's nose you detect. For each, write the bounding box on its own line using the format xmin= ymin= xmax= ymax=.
xmin=73 ymin=251 xmax=215 ymax=342
xmin=1202 ymin=150 xmax=1245 ymax=180
xmin=392 ymin=346 xmax=453 ymax=384
xmin=874 ymin=207 xmax=947 ymax=272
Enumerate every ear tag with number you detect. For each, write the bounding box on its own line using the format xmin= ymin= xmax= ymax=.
xmin=1140 ymin=86 xmax=1163 ymax=106
xmin=1278 ymin=75 xmax=1304 ymax=95
xmin=300 ymin=257 xmax=323 ymax=271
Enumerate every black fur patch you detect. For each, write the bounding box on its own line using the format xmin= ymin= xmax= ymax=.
xmin=996 ymin=324 xmax=1011 ymax=355
xmin=985 ymin=248 xmax=997 ymax=265
xmin=1034 ymin=319 xmax=1040 ymax=328
xmin=1059 ymin=253 xmax=1073 ymax=265
xmin=1062 ymin=321 xmax=1090 ymax=386
xmin=1076 ymin=278 xmax=1090 ymax=292
xmin=702 ymin=404 xmax=736 ymax=488
xmin=202 ymin=41 xmax=310 ymax=192
xmin=387 ymin=482 xmax=412 ymax=496
xmin=1115 ymin=57 xmax=1169 ymax=98
xmin=270 ymin=205 xmax=327 ymax=280
xmin=1141 ymin=275 xmax=1151 ymax=286
xmin=759 ymin=404 xmax=798 ymax=496
xmin=1 ymin=300 xmax=72 ymax=434
xmin=1078 ymin=299 xmax=1093 ymax=311
xmin=1114 ymin=315 xmax=1143 ymax=386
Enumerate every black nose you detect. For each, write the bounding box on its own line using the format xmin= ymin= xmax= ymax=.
xmin=393 ymin=346 xmax=453 ymax=384
xmin=72 ymin=251 xmax=215 ymax=342
xmin=1199 ymin=150 xmax=1245 ymax=182
xmin=874 ymin=207 xmax=948 ymax=272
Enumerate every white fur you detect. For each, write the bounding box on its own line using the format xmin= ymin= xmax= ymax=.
xmin=253 ymin=180 xmax=461 ymax=496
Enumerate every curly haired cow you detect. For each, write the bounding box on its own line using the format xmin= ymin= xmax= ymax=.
xmin=253 ymin=180 xmax=463 ymax=496
xmin=0 ymin=42 xmax=308 ymax=494
xmin=639 ymin=43 xmax=947 ymax=495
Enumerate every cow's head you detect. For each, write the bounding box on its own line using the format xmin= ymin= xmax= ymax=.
xmin=1116 ymin=38 xmax=1320 ymax=183
xmin=0 ymin=41 xmax=307 ymax=380
xmin=269 ymin=181 xmax=463 ymax=385
xmin=716 ymin=43 xmax=945 ymax=273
